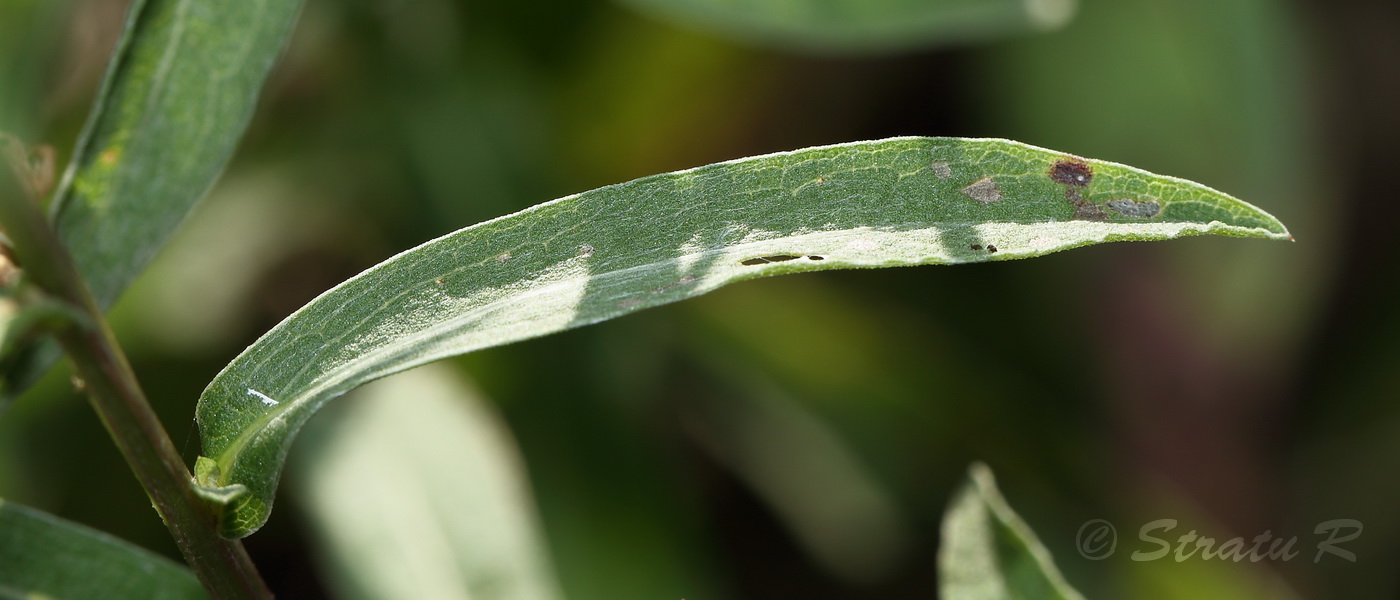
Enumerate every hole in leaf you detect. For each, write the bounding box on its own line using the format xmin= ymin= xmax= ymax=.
xmin=740 ymin=255 xmax=802 ymax=266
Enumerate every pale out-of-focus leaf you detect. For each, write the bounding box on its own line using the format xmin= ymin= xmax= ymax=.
xmin=290 ymin=365 xmax=562 ymax=600
xmin=611 ymin=0 xmax=1077 ymax=54
xmin=939 ymin=464 xmax=1085 ymax=600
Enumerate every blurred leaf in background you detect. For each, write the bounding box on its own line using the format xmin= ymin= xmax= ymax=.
xmin=291 ymin=364 xmax=563 ymax=600
xmin=938 ymin=464 xmax=1085 ymax=600
xmin=613 ymin=0 xmax=1077 ymax=54
xmin=0 ymin=498 xmax=208 ymax=600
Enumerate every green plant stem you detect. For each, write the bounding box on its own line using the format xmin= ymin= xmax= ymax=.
xmin=1 ymin=156 xmax=271 ymax=598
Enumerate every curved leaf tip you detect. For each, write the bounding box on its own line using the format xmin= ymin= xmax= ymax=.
xmin=195 ymin=136 xmax=1288 ymax=537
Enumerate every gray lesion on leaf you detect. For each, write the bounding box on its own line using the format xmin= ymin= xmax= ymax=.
xmin=495 ymin=251 xmax=513 ymax=264
xmin=1105 ymin=198 xmax=1162 ymax=219
xmin=930 ymin=161 xmax=953 ymax=179
xmin=961 ymin=177 xmax=1001 ymax=204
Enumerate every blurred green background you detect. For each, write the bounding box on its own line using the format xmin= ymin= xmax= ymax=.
xmin=2 ymin=0 xmax=1398 ymax=597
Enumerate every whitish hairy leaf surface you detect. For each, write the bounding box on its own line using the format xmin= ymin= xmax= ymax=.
xmin=291 ymin=365 xmax=562 ymax=600
xmin=938 ymin=464 xmax=1085 ymax=600
xmin=0 ymin=499 xmax=208 ymax=600
xmin=612 ymin=0 xmax=1077 ymax=54
xmin=0 ymin=0 xmax=304 ymax=403
xmin=194 ymin=136 xmax=1289 ymax=537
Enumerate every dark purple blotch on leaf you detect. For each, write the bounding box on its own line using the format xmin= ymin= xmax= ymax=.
xmin=1050 ymin=159 xmax=1093 ymax=187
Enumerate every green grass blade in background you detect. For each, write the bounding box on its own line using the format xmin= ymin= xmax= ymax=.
xmin=194 ymin=136 xmax=1289 ymax=537
xmin=684 ymin=369 xmax=912 ymax=584
xmin=0 ymin=0 xmax=305 ymax=403
xmin=939 ymin=464 xmax=1085 ymax=600
xmin=611 ymin=0 xmax=1077 ymax=54
xmin=290 ymin=364 xmax=562 ymax=600
xmin=0 ymin=498 xmax=209 ymax=600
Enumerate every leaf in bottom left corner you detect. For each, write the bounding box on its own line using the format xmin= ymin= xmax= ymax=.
xmin=0 ymin=499 xmax=208 ymax=600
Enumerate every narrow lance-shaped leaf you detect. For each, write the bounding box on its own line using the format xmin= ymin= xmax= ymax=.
xmin=0 ymin=498 xmax=209 ymax=600
xmin=194 ymin=136 xmax=1289 ymax=537
xmin=0 ymin=0 xmax=304 ymax=402
xmin=610 ymin=0 xmax=1077 ymax=54
xmin=938 ymin=463 xmax=1086 ymax=600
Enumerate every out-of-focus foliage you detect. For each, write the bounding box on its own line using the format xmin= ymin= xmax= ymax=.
xmin=290 ymin=365 xmax=562 ymax=600
xmin=612 ymin=0 xmax=1077 ymax=54
xmin=0 ymin=498 xmax=208 ymax=600
xmin=1 ymin=0 xmax=1394 ymax=598
xmin=938 ymin=464 xmax=1084 ymax=600
xmin=0 ymin=0 xmax=305 ymax=404
xmin=48 ymin=0 xmax=304 ymax=311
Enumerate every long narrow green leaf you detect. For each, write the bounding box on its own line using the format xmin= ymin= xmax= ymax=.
xmin=50 ymin=0 xmax=304 ymax=306
xmin=291 ymin=365 xmax=563 ymax=600
xmin=194 ymin=136 xmax=1289 ymax=537
xmin=938 ymin=464 xmax=1085 ymax=600
xmin=1 ymin=0 xmax=305 ymax=403
xmin=610 ymin=0 xmax=1077 ymax=53
xmin=0 ymin=498 xmax=208 ymax=600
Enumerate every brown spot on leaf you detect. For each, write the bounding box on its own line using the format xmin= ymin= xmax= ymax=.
xmin=1065 ymin=188 xmax=1106 ymax=221
xmin=986 ymin=245 xmax=998 ymax=253
xmin=970 ymin=244 xmax=983 ymax=250
xmin=807 ymin=255 xmax=825 ymax=261
xmin=1050 ymin=159 xmax=1092 ymax=187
